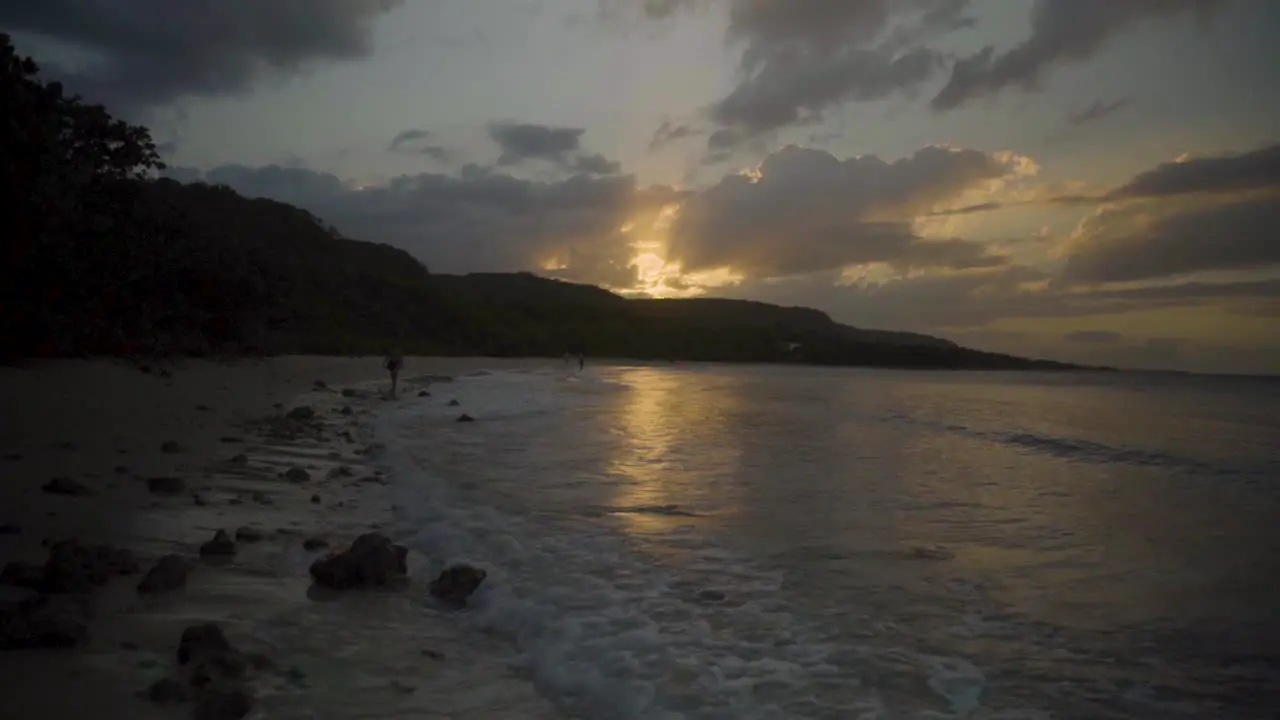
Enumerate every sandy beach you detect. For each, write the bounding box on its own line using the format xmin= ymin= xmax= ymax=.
xmin=0 ymin=355 xmax=564 ymax=719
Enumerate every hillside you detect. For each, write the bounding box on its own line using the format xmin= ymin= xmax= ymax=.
xmin=1 ymin=34 xmax=1077 ymax=371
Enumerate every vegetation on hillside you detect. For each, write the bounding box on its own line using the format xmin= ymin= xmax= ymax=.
xmin=0 ymin=35 xmax=1078 ymax=371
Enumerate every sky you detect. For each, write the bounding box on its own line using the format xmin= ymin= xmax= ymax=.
xmin=5 ymin=0 xmax=1280 ymax=374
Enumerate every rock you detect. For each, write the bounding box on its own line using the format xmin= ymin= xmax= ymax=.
xmin=283 ymin=467 xmax=310 ymax=484
xmin=428 ymin=565 xmax=488 ymax=606
xmin=308 ymin=533 xmax=408 ymax=590
xmin=113 ymin=465 xmax=129 ymax=474
xmin=313 ymin=380 xmax=329 ymax=390
xmin=0 ymin=562 xmax=45 ymax=590
xmin=193 ymin=494 xmax=209 ymax=507
xmin=233 ymin=527 xmax=265 ymax=543
xmin=0 ymin=594 xmax=89 ymax=649
xmin=178 ymin=622 xmax=232 ymax=665
xmin=146 ymin=676 xmax=188 ymax=703
xmin=285 ymin=406 xmax=316 ymax=422
xmin=447 ymin=399 xmax=461 ymax=407
xmin=340 ymin=431 xmax=355 ymax=443
xmin=310 ymin=494 xmax=321 ymax=504
xmin=456 ymin=414 xmax=475 ymax=423
xmin=177 ymin=623 xmax=248 ymax=694
xmin=42 ymin=477 xmax=91 ymax=496
xmin=341 ymin=388 xmax=359 ymax=398
xmin=328 ymin=465 xmax=354 ymax=479
xmin=193 ymin=686 xmax=253 ymax=720
xmin=417 ymin=390 xmax=430 ymax=397
xmin=358 ymin=475 xmax=385 ymax=485
xmin=160 ymin=440 xmax=182 ymax=454
xmin=195 ymin=404 xmax=213 ymax=412
xmin=250 ymin=492 xmax=272 ymax=506
xmin=147 ymin=476 xmax=185 ymax=494
xmin=199 ymin=530 xmax=236 ymax=558
xmin=339 ymin=405 xmax=354 ymax=416
xmin=0 ymin=524 xmax=20 ymax=536
xmin=219 ymin=437 xmax=243 ymax=444
xmin=43 ymin=540 xmax=139 ymax=593
xmin=138 ymin=555 xmax=190 ymax=594
xmin=120 ymin=640 xmax=140 ymax=651
xmin=697 ymin=589 xmax=727 ymax=603
xmin=302 ymin=538 xmax=328 ymax=551
xmin=228 ymin=453 xmax=248 ymax=465
xmin=326 ymin=451 xmax=340 ymax=459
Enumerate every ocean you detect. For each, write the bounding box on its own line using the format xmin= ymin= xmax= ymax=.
xmin=377 ymin=363 xmax=1280 ymax=719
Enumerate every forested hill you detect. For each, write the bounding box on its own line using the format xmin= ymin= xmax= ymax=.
xmin=1 ymin=34 xmax=1078 ymax=371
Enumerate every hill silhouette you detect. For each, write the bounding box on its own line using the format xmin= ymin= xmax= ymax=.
xmin=1 ymin=34 xmax=1078 ymax=371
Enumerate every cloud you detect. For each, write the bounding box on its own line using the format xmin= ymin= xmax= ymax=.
xmin=1104 ymin=142 xmax=1280 ymax=200
xmin=1064 ymin=330 xmax=1122 ymax=343
xmin=0 ymin=0 xmax=402 ymax=112
xmin=1062 ymin=193 xmax=1280 ymax=284
xmin=648 ymin=121 xmax=702 ymax=151
xmin=932 ymin=0 xmax=1220 ymax=111
xmin=705 ymin=0 xmax=972 ymax=144
xmin=167 ymin=162 xmax=678 ymax=288
xmin=388 ymin=129 xmax=432 ymax=152
xmin=667 ymin=143 xmax=1024 ymax=277
xmin=1068 ymin=96 xmax=1131 ymax=127
xmin=487 ymin=122 xmax=620 ymax=175
xmin=489 ymin=122 xmax=587 ymax=165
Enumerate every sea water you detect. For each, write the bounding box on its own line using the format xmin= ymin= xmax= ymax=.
xmin=376 ymin=364 xmax=1280 ymax=719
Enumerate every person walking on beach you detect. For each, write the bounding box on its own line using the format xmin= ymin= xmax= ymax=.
xmin=383 ymin=347 xmax=404 ymax=399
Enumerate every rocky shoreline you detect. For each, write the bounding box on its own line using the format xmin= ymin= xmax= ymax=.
xmin=0 ymin=357 xmax=563 ymax=720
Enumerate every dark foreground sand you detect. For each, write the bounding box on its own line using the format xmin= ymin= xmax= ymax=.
xmin=0 ymin=356 xmax=563 ymax=719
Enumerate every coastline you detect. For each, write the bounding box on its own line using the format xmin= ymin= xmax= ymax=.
xmin=0 ymin=355 xmax=563 ymax=719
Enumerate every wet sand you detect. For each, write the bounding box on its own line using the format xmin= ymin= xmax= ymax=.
xmin=0 ymin=356 xmax=563 ymax=719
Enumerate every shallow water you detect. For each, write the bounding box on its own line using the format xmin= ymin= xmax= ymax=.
xmin=378 ymin=364 xmax=1280 ymax=719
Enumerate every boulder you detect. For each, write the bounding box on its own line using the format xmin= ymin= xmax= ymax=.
xmin=456 ymin=414 xmax=475 ymax=423
xmin=340 ymin=405 xmax=354 ymax=416
xmin=138 ymin=555 xmax=190 ymax=594
xmin=285 ymin=406 xmax=316 ymax=422
xmin=199 ymin=531 xmax=236 ymax=558
xmin=160 ymin=440 xmax=183 ymax=454
xmin=428 ymin=565 xmax=488 ymax=606
xmin=447 ymin=399 xmax=461 ymax=407
xmin=43 ymin=540 xmax=139 ymax=593
xmin=309 ymin=533 xmax=408 ymax=590
xmin=147 ymin=476 xmax=185 ymax=494
xmin=0 ymin=562 xmax=44 ymax=590
xmin=283 ymin=467 xmax=310 ymax=483
xmin=42 ymin=477 xmax=91 ymax=496
xmin=302 ymin=537 xmax=328 ymax=551
xmin=0 ymin=594 xmax=89 ymax=650
xmin=233 ymin=527 xmax=265 ymax=543
xmin=194 ymin=686 xmax=253 ymax=720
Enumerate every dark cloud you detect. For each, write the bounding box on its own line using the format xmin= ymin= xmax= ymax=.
xmin=1068 ymin=96 xmax=1131 ymax=127
xmin=932 ymin=0 xmax=1221 ymax=111
xmin=668 ymin=143 xmax=1018 ymax=277
xmin=489 ymin=122 xmax=587 ymax=165
xmin=1105 ymin=142 xmax=1280 ymax=200
xmin=1064 ymin=330 xmax=1122 ymax=343
xmin=0 ymin=0 xmax=402 ymax=112
xmin=648 ymin=121 xmax=702 ymax=151
xmin=166 ymin=163 xmax=676 ymax=288
xmin=573 ymin=153 xmax=623 ymax=175
xmin=706 ymin=0 xmax=971 ymax=144
xmin=1063 ymin=193 xmax=1280 ymax=284
xmin=388 ymin=129 xmax=432 ymax=152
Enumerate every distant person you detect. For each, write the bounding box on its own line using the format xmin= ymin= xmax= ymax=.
xmin=578 ymin=352 xmax=585 ymax=371
xmin=383 ymin=347 xmax=404 ymax=398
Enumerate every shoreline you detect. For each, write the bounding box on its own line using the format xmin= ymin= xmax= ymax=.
xmin=0 ymin=356 xmax=563 ymax=719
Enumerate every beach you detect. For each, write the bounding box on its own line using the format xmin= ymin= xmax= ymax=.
xmin=0 ymin=355 xmax=563 ymax=720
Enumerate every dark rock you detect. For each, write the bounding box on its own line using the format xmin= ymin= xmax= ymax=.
xmin=308 ymin=533 xmax=408 ymax=590
xmin=339 ymin=405 xmax=354 ymax=416
xmin=272 ymin=403 xmax=283 ymax=410
xmin=456 ymin=414 xmax=475 ymax=423
xmin=160 ymin=440 xmax=182 ymax=454
xmin=42 ymin=477 xmax=91 ymax=496
xmin=326 ymin=451 xmax=340 ymax=459
xmin=4 ymin=452 xmax=22 ymax=461
xmin=193 ymin=494 xmax=209 ymax=507
xmin=1 ymin=562 xmax=45 ymax=590
xmin=42 ymin=540 xmax=139 ymax=593
xmin=177 ymin=622 xmax=233 ymax=666
xmin=146 ymin=676 xmax=188 ymax=703
xmin=113 ymin=465 xmax=129 ymax=474
xmin=310 ymin=494 xmax=321 ymax=504
xmin=340 ymin=431 xmax=355 ymax=443
xmin=302 ymin=538 xmax=328 ymax=551
xmin=195 ymin=404 xmax=213 ymax=412
xmin=250 ymin=492 xmax=272 ymax=506
xmin=358 ymin=475 xmax=385 ymax=485
xmin=120 ymin=640 xmax=140 ymax=651
xmin=234 ymin=527 xmax=265 ymax=543
xmin=447 ymin=399 xmax=461 ymax=407
xmin=417 ymin=390 xmax=430 ymax=397
xmin=313 ymin=380 xmax=329 ymax=390
xmin=0 ymin=594 xmax=89 ymax=649
xmin=0 ymin=524 xmax=20 ymax=536
xmin=147 ymin=476 xmax=185 ymax=494
xmin=428 ymin=565 xmax=487 ymax=606
xmin=697 ymin=589 xmax=727 ymax=603
xmin=328 ymin=465 xmax=354 ymax=479
xmin=341 ymin=388 xmax=359 ymax=398
xmin=193 ymin=686 xmax=253 ymax=720
xmin=138 ymin=555 xmax=190 ymax=594
xmin=285 ymin=406 xmax=315 ymax=422
xmin=219 ymin=437 xmax=243 ymax=444
xmin=283 ymin=467 xmax=310 ymax=483
xmin=199 ymin=531 xmax=236 ymax=558
xmin=228 ymin=453 xmax=248 ymax=465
